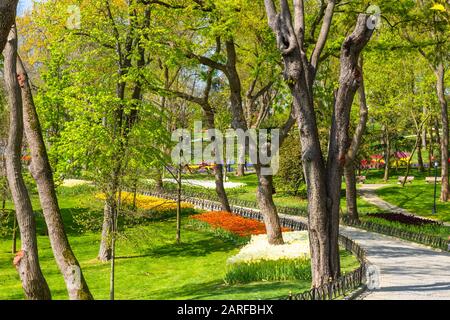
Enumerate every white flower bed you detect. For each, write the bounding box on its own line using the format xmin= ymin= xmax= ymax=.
xmin=227 ymin=231 xmax=310 ymax=264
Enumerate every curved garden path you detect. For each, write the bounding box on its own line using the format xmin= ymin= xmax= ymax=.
xmin=282 ymin=214 xmax=450 ymax=300
xmin=358 ymin=184 xmax=415 ymax=215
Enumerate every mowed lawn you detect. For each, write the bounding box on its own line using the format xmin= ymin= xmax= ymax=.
xmin=376 ymin=183 xmax=450 ymax=223
xmin=0 ymin=186 xmax=359 ymax=300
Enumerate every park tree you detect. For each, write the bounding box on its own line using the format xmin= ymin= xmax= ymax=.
xmin=3 ymin=6 xmax=94 ymax=298
xmin=156 ymin=0 xmax=296 ymax=245
xmin=264 ymin=0 xmax=374 ymax=286
xmin=3 ymin=25 xmax=51 ymax=300
xmin=18 ymin=0 xmax=169 ymax=262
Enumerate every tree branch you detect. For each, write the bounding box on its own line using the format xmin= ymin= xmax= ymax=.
xmin=346 ymin=58 xmax=368 ymax=164
xmin=310 ymin=0 xmax=336 ymax=72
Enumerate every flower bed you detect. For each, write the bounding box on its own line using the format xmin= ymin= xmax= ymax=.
xmin=96 ymin=192 xmax=193 ymax=212
xmin=366 ymin=212 xmax=441 ymax=226
xmin=225 ymin=231 xmax=311 ymax=284
xmin=190 ymin=211 xmax=290 ymax=237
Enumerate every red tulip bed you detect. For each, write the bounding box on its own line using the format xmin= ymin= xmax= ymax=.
xmin=366 ymin=212 xmax=441 ymax=226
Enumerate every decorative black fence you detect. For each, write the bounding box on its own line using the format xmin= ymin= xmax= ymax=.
xmin=141 ymin=188 xmax=369 ymax=300
xmin=342 ymin=216 xmax=449 ymax=252
xmin=145 ymin=187 xmax=308 ymax=217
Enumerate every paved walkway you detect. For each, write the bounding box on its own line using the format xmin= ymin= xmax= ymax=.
xmin=358 ymin=184 xmax=414 ymax=215
xmin=282 ymin=214 xmax=450 ymax=300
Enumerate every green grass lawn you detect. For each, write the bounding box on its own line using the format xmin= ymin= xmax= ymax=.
xmin=0 ymin=186 xmax=359 ymax=300
xmin=375 ymin=183 xmax=450 ymax=223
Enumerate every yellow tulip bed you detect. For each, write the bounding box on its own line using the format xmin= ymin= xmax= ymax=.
xmin=96 ymin=192 xmax=194 ymax=212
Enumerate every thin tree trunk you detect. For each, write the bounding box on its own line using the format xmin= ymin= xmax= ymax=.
xmin=204 ymin=108 xmax=231 ymax=212
xmin=99 ymin=181 xmax=118 ymax=262
xmin=3 ymin=26 xmax=51 ymax=300
xmin=155 ymin=168 xmax=164 ymax=192
xmin=176 ymin=162 xmax=181 ymax=243
xmin=384 ymin=129 xmax=390 ymax=182
xmin=16 ymin=55 xmax=93 ymax=300
xmin=435 ymin=64 xmax=449 ymax=202
xmin=417 ymin=135 xmax=424 ymax=173
xmin=402 ymin=115 xmax=429 ymax=187
xmin=429 ymin=126 xmax=434 ymax=175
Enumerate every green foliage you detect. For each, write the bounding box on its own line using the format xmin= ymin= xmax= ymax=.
xmin=273 ymin=130 xmax=306 ymax=197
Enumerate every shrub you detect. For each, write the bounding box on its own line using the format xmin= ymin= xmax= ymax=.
xmin=273 ymin=131 xmax=306 ymax=197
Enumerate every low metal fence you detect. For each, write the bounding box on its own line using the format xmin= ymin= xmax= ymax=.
xmin=342 ymin=216 xmax=449 ymax=252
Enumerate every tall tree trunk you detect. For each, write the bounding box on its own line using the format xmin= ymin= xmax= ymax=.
xmin=435 ymin=118 xmax=441 ymax=147
xmin=3 ymin=26 xmax=51 ymax=300
xmin=224 ymin=40 xmax=287 ymax=243
xmin=204 ymin=109 xmax=231 ymax=212
xmin=98 ymin=168 xmax=119 ymax=262
xmin=12 ymin=213 xmax=17 ymax=254
xmin=291 ymin=79 xmax=333 ymax=286
xmin=187 ymin=38 xmax=286 ymax=247
xmin=325 ymin=17 xmax=373 ymax=280
xmin=270 ymin=12 xmax=372 ymax=286
xmin=435 ymin=63 xmax=449 ymax=202
xmin=345 ymin=164 xmax=358 ymax=221
xmin=16 ymin=55 xmax=93 ymax=300
xmin=344 ymin=58 xmax=369 ymax=223
xmin=255 ymin=165 xmax=283 ymax=244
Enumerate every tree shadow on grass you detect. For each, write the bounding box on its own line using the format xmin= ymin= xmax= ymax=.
xmin=154 ymin=279 xmax=303 ymax=300
xmin=118 ymin=238 xmax=237 ymax=260
xmin=33 ymin=207 xmax=102 ymax=237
